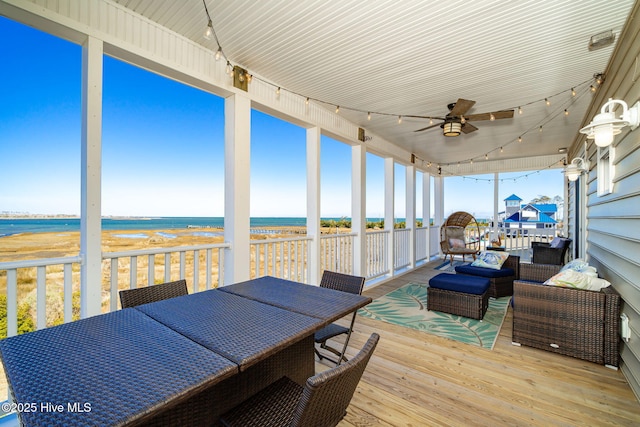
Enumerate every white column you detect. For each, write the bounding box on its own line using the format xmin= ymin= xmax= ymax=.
xmin=434 ymin=175 xmax=444 ymax=256
xmin=80 ymin=36 xmax=103 ymax=318
xmin=307 ymin=127 xmax=321 ymax=285
xmin=493 ymin=172 xmax=500 ymax=242
xmin=384 ymin=158 xmax=395 ymax=276
xmin=351 ymin=145 xmax=366 ymax=277
xmin=423 ymin=173 xmax=431 ymax=259
xmin=405 ymin=165 xmax=416 ymax=269
xmin=224 ymin=94 xmax=252 ymax=285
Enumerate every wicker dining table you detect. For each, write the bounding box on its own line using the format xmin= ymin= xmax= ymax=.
xmin=0 ymin=276 xmax=371 ymax=426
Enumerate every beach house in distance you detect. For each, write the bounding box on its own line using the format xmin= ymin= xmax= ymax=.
xmin=500 ymin=194 xmax=558 ymax=238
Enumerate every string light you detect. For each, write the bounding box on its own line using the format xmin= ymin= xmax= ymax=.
xmin=204 ymin=19 xmax=213 ymax=40
xmin=199 ymin=10 xmax=601 ymax=172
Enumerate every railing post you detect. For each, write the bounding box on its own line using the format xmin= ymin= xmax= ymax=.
xmin=384 ymin=158 xmax=395 ymax=276
xmin=406 ymin=165 xmax=416 ymax=269
xmin=224 ymin=93 xmax=252 ymax=285
xmin=80 ymin=35 xmax=103 ymax=318
xmin=307 ymin=127 xmax=321 ymax=285
xmin=352 ymin=145 xmax=366 ymax=276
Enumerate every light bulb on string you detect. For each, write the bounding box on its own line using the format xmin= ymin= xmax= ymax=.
xmin=564 ymin=109 xmax=569 ymax=116
xmin=204 ymin=19 xmax=213 ymax=40
xmin=335 ymin=106 xmax=340 ymax=114
xmin=398 ymin=116 xmax=402 ymax=124
xmin=276 ymin=87 xmax=281 ymax=95
xmin=545 ymin=98 xmax=550 ymax=106
xmin=539 ymin=126 xmax=543 ymax=132
xmin=590 ymin=85 xmax=596 ymax=92
xmin=215 ymin=47 xmax=222 ymax=61
xmin=571 ymin=87 xmax=576 ymax=96
xmin=367 ymin=112 xmax=371 ymax=120
xmin=489 ymin=113 xmax=495 ymax=121
xmin=518 ymin=106 xmax=523 ymax=115
xmin=518 ymin=136 xmax=522 ymax=143
xmin=305 ymin=97 xmax=310 ymax=105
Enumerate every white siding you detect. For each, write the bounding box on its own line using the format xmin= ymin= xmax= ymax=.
xmin=572 ymin=1 xmax=640 ymax=398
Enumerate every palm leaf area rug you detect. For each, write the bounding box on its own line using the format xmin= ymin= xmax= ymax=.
xmin=358 ymin=283 xmax=510 ymax=349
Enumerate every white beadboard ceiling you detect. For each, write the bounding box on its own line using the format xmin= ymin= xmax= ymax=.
xmin=114 ymin=0 xmax=635 ymax=169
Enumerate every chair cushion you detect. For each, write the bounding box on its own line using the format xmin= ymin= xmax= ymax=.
xmin=314 ymin=323 xmax=349 ymax=342
xmin=549 ymin=237 xmax=569 ymax=248
xmin=470 ymin=250 xmax=509 ymax=270
xmin=429 ymin=273 xmax=490 ymax=295
xmin=455 ymin=264 xmax=515 ymax=278
xmin=449 ymin=238 xmax=465 ymax=248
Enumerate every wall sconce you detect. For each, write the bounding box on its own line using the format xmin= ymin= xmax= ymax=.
xmin=579 ymin=98 xmax=640 ymax=147
xmin=565 ymin=157 xmax=590 ymax=182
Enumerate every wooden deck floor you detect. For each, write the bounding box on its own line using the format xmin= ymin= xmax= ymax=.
xmin=317 ymin=261 xmax=640 ymax=427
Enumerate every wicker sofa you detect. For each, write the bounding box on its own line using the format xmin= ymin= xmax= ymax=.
xmin=512 ymin=262 xmax=621 ymax=368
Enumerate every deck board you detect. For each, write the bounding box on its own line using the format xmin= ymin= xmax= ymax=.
xmin=316 ymin=260 xmax=640 ymax=427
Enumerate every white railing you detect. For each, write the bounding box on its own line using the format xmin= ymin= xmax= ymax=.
xmin=250 ymin=236 xmax=311 ymax=283
xmin=103 ymin=243 xmax=229 ymax=312
xmin=320 ymin=232 xmax=356 ymax=275
xmin=0 ymin=256 xmax=82 ymax=337
xmin=415 ymin=226 xmax=429 ymax=263
xmin=394 ymin=228 xmax=412 ymax=270
xmin=430 ymin=225 xmax=440 ymax=257
xmin=366 ymin=229 xmax=390 ymax=280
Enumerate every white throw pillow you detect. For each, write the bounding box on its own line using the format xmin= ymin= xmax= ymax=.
xmin=560 ymin=258 xmax=598 ymax=277
xmin=544 ymin=269 xmax=611 ymax=291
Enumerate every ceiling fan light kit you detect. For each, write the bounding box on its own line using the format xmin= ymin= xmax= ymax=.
xmin=443 ymin=121 xmax=462 ymax=137
xmin=414 ymin=98 xmax=514 ymax=137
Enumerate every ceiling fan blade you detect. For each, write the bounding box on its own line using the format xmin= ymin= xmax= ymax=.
xmin=449 ymin=98 xmax=476 ymax=116
xmin=465 ymin=109 xmax=515 ymax=121
xmin=414 ymin=123 xmax=443 ymax=132
xmin=461 ymin=122 xmax=478 ymax=134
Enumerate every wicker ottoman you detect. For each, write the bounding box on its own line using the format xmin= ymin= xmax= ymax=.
xmin=427 ymin=273 xmax=490 ymax=320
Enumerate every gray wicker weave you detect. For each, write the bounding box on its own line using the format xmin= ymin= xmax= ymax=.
xmin=427 ymin=286 xmax=490 ymax=320
xmin=531 ymin=239 xmax=572 ymax=265
xmin=512 ymin=263 xmax=621 ymax=367
xmin=119 ymin=279 xmax=188 ymax=308
xmin=314 ymin=271 xmax=365 ymax=365
xmin=219 ymin=333 xmax=380 ymax=427
xmin=0 ymin=309 xmax=237 ymax=427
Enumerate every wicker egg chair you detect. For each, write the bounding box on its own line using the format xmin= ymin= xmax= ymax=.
xmin=440 ymin=211 xmax=482 ymax=263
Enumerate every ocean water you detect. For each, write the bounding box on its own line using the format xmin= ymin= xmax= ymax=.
xmin=0 ymin=217 xmax=311 ymax=237
xmin=0 ymin=216 xmax=410 ymax=238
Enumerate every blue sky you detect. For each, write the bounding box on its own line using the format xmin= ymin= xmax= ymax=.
xmin=0 ymin=17 xmax=562 ymax=220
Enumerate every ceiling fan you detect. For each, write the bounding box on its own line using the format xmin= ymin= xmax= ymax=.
xmin=412 ymin=99 xmax=514 ymax=137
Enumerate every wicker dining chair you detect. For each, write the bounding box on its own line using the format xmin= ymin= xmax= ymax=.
xmin=119 ymin=279 xmax=188 ymax=308
xmin=219 ymin=333 xmax=380 ymax=427
xmin=314 ymin=270 xmax=366 ymax=366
